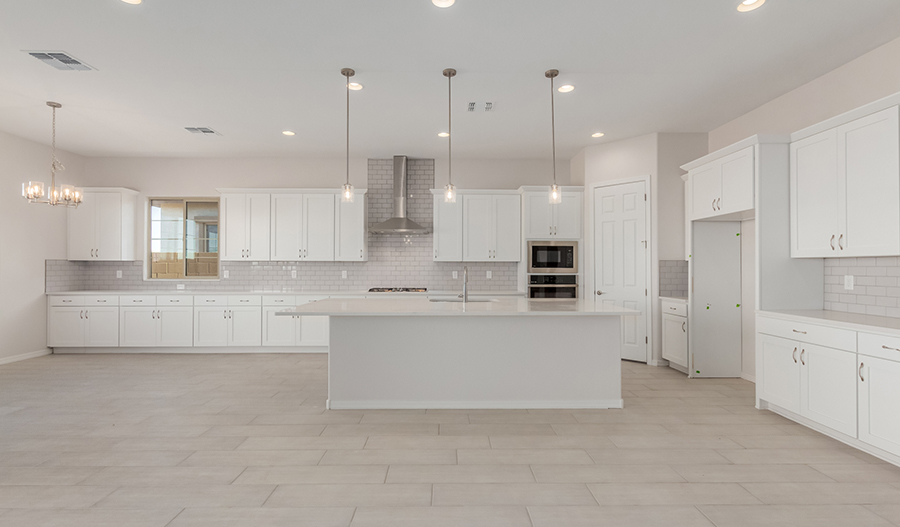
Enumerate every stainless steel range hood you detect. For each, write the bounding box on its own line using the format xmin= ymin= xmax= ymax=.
xmin=369 ymin=155 xmax=430 ymax=235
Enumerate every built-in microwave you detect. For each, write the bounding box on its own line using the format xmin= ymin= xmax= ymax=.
xmin=528 ymin=275 xmax=578 ymax=299
xmin=527 ymin=241 xmax=578 ymax=274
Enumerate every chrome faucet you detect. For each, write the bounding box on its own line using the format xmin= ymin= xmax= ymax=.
xmin=459 ymin=266 xmax=468 ymax=303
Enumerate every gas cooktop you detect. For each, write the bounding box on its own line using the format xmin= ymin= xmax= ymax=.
xmin=367 ymin=288 xmax=428 ymax=293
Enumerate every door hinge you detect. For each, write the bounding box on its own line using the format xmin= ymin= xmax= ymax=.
xmin=645 ymin=288 xmax=647 ymax=296
xmin=645 ymin=336 xmax=648 ymax=344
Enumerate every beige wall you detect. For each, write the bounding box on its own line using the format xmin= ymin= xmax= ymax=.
xmin=709 ymin=35 xmax=900 ymax=151
xmin=0 ymin=130 xmax=84 ymax=361
xmin=657 ymin=134 xmax=708 ymax=261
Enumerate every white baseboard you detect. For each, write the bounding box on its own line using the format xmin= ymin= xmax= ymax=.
xmin=328 ymin=399 xmax=625 ymax=410
xmin=740 ymin=372 xmax=756 ymax=383
xmin=0 ymin=349 xmax=52 ymax=365
xmin=648 ymin=359 xmax=669 ymax=367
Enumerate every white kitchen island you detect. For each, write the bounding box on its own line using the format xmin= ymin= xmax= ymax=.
xmin=278 ymin=297 xmax=635 ymax=410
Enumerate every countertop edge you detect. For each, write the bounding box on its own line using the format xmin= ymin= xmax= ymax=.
xmin=759 ymin=309 xmax=900 ymax=338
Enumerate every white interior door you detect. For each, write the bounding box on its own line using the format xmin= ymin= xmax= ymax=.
xmin=593 ymin=181 xmax=648 ymax=362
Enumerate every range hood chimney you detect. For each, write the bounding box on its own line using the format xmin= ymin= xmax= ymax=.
xmin=369 ymin=156 xmax=430 ymax=235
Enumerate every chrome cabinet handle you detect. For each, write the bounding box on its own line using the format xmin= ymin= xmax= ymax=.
xmin=792 ymin=347 xmax=798 ymax=363
xmin=860 ymin=362 xmax=865 ymax=382
xmin=800 ymin=348 xmax=806 ymax=366
xmin=839 ymin=234 xmax=844 ymax=250
xmin=792 ymin=329 xmax=807 ymax=334
xmin=682 ymin=321 xmax=686 ymax=333
xmin=85 ymin=310 xmax=88 ymax=320
xmin=830 ymin=235 xmax=835 ymax=251
xmin=223 ymin=310 xmax=227 ymax=319
xmin=712 ymin=199 xmax=715 ymax=211
xmin=62 ymin=299 xmax=72 ymax=303
xmin=80 ymin=310 xmax=84 ymax=319
xmin=670 ymin=307 xmax=677 ymax=310
xmin=882 ymin=345 xmax=900 ymax=352
xmin=717 ymin=198 xmax=721 ymax=210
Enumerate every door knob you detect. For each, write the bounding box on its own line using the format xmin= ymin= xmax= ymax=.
xmin=596 ymin=290 xmax=603 ymax=296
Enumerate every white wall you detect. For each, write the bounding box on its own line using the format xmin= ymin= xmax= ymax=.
xmin=709 ymin=35 xmax=900 ymax=151
xmin=741 ymin=219 xmax=756 ymax=381
xmin=434 ymin=158 xmax=570 ymax=190
xmin=0 ymin=130 xmax=84 ymax=362
xmin=657 ymin=134 xmax=708 ymax=261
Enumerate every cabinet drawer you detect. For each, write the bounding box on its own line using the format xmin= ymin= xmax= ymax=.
xmin=85 ymin=295 xmax=118 ymax=306
xmin=195 ymin=295 xmax=226 ymax=305
xmin=757 ymin=315 xmax=856 ymax=352
xmin=229 ymin=295 xmax=261 ymax=306
xmin=661 ymin=300 xmax=687 ymax=317
xmin=858 ymin=332 xmax=900 ymax=362
xmin=119 ymin=295 xmax=157 ymax=306
xmin=263 ymin=295 xmax=297 ymax=306
xmin=49 ymin=296 xmax=85 ymax=307
xmin=158 ymin=295 xmax=193 ymax=306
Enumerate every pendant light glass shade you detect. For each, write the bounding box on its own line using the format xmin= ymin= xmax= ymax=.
xmin=545 ymin=70 xmax=562 ymax=205
xmin=549 ymin=184 xmax=562 ymax=205
xmin=341 ymin=68 xmax=355 ymax=203
xmin=444 ymin=183 xmax=456 ymax=203
xmin=443 ymin=68 xmax=457 ymax=203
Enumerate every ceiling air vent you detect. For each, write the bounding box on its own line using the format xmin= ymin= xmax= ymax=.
xmin=467 ymin=102 xmax=494 ymax=112
xmin=26 ymin=51 xmax=94 ymax=71
xmin=467 ymin=102 xmax=477 ymax=112
xmin=184 ymin=127 xmax=220 ymax=135
xmin=484 ymin=102 xmax=494 ymax=112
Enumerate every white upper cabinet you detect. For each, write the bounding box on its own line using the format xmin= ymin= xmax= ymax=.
xmin=67 ymin=188 xmax=137 ymax=261
xmin=791 ymin=106 xmax=900 ymax=257
xmin=222 ymin=193 xmax=271 ymax=261
xmin=335 ymin=192 xmax=367 ymax=262
xmin=433 ymin=194 xmax=463 ymax=262
xmin=270 ymin=193 xmax=336 ymax=262
xmin=462 ymin=194 xmax=521 ymax=262
xmin=523 ymin=190 xmax=583 ymax=239
xmin=689 ymin=146 xmax=754 ymax=221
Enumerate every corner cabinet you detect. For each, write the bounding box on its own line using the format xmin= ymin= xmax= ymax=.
xmin=791 ymin=105 xmax=900 ymax=257
xmin=688 ymin=146 xmax=754 ymax=221
xmin=67 ymin=188 xmax=138 ymax=261
xmin=522 ymin=188 xmax=583 ymax=239
xmin=462 ymin=194 xmax=521 ymax=262
xmin=221 ymin=193 xmax=271 ymax=261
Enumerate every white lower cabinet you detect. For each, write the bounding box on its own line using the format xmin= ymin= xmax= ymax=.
xmin=157 ymin=307 xmax=194 ymax=347
xmin=84 ymin=307 xmax=120 ymax=347
xmin=661 ymin=301 xmax=688 ymax=369
xmin=194 ymin=305 xmax=261 ymax=347
xmin=262 ymin=296 xmax=329 ymax=347
xmin=858 ymin=355 xmax=900 ymax=456
xmin=757 ymin=334 xmax=801 ymax=414
xmin=48 ymin=307 xmax=87 ymax=347
xmin=800 ymin=343 xmax=857 ymax=437
xmin=229 ymin=306 xmax=262 ymax=347
xmin=120 ymin=306 xmax=192 ymax=347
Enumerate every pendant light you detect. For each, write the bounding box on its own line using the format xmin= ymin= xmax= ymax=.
xmin=545 ymin=69 xmax=562 ymax=204
xmin=443 ymin=68 xmax=457 ymax=203
xmin=22 ymin=102 xmax=83 ymax=207
xmin=341 ymin=68 xmax=355 ymax=203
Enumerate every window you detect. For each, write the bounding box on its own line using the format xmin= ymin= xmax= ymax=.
xmin=149 ymin=199 xmax=219 ymax=279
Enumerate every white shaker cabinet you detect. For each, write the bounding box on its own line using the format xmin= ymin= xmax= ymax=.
xmin=791 ymin=106 xmax=900 ymax=257
xmin=67 ymin=188 xmax=137 ymax=261
xmin=221 ymin=193 xmax=271 ymax=261
xmin=193 ymin=296 xmax=261 ymax=347
xmin=48 ymin=306 xmax=87 ymax=347
xmin=120 ymin=298 xmax=193 ymax=348
xmin=463 ymin=194 xmax=521 ymax=262
xmin=800 ymin=343 xmax=858 ymax=437
xmin=335 ymin=192 xmax=367 ymax=262
xmin=261 ymin=296 xmax=328 ymax=347
xmin=194 ymin=305 xmax=229 ymax=347
xmin=433 ymin=194 xmax=463 ymax=262
xmin=156 ymin=306 xmax=194 ymax=347
xmin=270 ymin=193 xmax=336 ymax=261
xmin=689 ymin=146 xmax=754 ymax=221
xmin=858 ymin=355 xmax=900 ymax=457
xmin=84 ymin=307 xmax=120 ymax=347
xmin=523 ymin=190 xmax=583 ymax=239
xmin=661 ymin=299 xmax=688 ymax=370
xmin=757 ymin=334 xmax=802 ymax=414
xmin=119 ymin=306 xmax=159 ymax=347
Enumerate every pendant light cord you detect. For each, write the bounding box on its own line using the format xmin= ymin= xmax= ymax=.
xmin=345 ymin=72 xmax=350 ymax=187
xmin=51 ymin=105 xmax=57 ymax=190
xmin=448 ymin=72 xmax=452 ymax=187
xmin=550 ymin=74 xmax=557 ymax=186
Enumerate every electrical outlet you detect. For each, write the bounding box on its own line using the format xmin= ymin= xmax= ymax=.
xmin=486 ymin=271 xmax=492 ymax=279
xmin=291 ymin=270 xmax=297 ymax=279
xmin=844 ymin=275 xmax=854 ymax=291
xmin=176 ymin=283 xmax=185 ymax=290
xmin=223 ymin=270 xmax=229 ymax=279
xmin=342 ymin=270 xmax=348 ymax=279
xmin=452 ymin=271 xmax=458 ymax=279
xmin=116 ymin=270 xmax=122 ymax=278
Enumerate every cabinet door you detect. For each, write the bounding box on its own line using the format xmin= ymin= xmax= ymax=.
xmin=336 ymin=195 xmax=367 ymax=262
xmin=157 ymin=307 xmax=194 ymax=347
xmin=791 ymin=129 xmax=840 ymax=257
xmin=719 ymin=146 xmax=754 ymax=215
xmin=67 ymin=198 xmax=97 ymax=261
xmin=228 ymin=306 xmax=262 ymax=347
xmin=270 ymin=194 xmax=303 ymax=261
xmin=193 ymin=307 xmax=228 ymax=347
xmin=48 ymin=307 xmax=85 ymax=347
xmin=119 ymin=307 xmax=158 ymax=347
xmin=840 ymin=106 xmax=900 ymax=257
xmin=757 ymin=334 xmax=801 ymax=413
xmin=303 ymin=194 xmax=336 ymax=261
xmin=463 ymin=195 xmax=493 ymax=262
xmin=434 ymin=195 xmax=463 ymax=262
xmin=690 ymin=163 xmax=721 ymax=221
xmin=554 ymin=193 xmax=583 ymax=239
xmin=859 ymin=356 xmax=900 ymax=456
xmin=799 ymin=343 xmax=857 ymax=437
xmin=95 ymin=192 xmax=123 ymax=260
xmin=298 ymin=316 xmax=329 ymax=346
xmin=524 ymin=193 xmax=553 ymax=239
xmin=84 ymin=307 xmax=119 ymax=347
xmin=246 ymin=194 xmax=271 ymax=261
xmin=263 ymin=307 xmax=296 ymax=346
xmin=220 ymin=194 xmax=247 ymax=261
xmin=661 ymin=313 xmax=687 ymax=368
xmin=493 ymin=195 xmax=522 ymax=262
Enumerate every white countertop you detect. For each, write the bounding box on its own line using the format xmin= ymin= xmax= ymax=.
xmin=47 ymin=290 xmax=525 ymax=298
xmin=277 ymin=297 xmax=638 ymax=317
xmin=761 ymin=309 xmax=900 ymax=338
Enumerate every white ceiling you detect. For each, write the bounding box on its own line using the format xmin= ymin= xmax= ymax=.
xmin=1 ymin=0 xmax=900 ymax=160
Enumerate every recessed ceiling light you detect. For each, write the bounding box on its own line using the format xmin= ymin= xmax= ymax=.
xmin=282 ymin=130 xmax=295 ymax=136
xmin=432 ymin=0 xmax=455 ymax=7
xmin=558 ymin=85 xmax=575 ymax=93
xmin=438 ymin=132 xmax=450 ymax=137
xmin=348 ymin=82 xmax=363 ymax=91
xmin=591 ymin=132 xmax=605 ymax=138
xmin=121 ymin=0 xmax=142 ymax=4
xmin=737 ymin=0 xmax=765 ymax=12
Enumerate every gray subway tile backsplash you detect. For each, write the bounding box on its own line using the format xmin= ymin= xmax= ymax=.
xmin=659 ymin=260 xmax=688 ymax=298
xmin=824 ymin=257 xmax=900 ymax=318
xmin=46 ymin=158 xmax=518 ymax=294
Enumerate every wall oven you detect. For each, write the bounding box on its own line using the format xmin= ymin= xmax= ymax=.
xmin=528 ymin=275 xmax=578 ymax=299
xmin=527 ymin=241 xmax=578 ymax=274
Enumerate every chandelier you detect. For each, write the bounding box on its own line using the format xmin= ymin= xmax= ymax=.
xmin=22 ymin=102 xmax=83 ymax=207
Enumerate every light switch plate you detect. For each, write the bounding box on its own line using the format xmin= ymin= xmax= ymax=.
xmin=844 ymin=275 xmax=854 ymax=290
xmin=223 ymin=270 xmax=229 ymax=279
xmin=342 ymin=270 xmax=348 ymax=279
xmin=116 ymin=270 xmax=122 ymax=278
xmin=452 ymin=271 xmax=458 ymax=279
xmin=291 ymin=270 xmax=297 ymax=279
xmin=486 ymin=271 xmax=492 ymax=279
xmin=176 ymin=283 xmax=185 ymax=290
